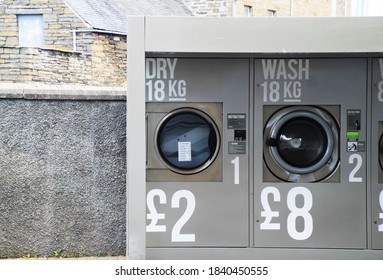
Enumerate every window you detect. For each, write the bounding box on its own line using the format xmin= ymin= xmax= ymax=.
xmin=244 ymin=5 xmax=253 ymax=17
xmin=18 ymin=15 xmax=44 ymax=47
xmin=267 ymin=9 xmax=277 ymax=17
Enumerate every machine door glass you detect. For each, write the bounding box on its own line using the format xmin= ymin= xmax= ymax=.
xmin=269 ymin=111 xmax=334 ymax=174
xmin=380 ymin=133 xmax=383 ymax=171
xmin=264 ymin=108 xmax=339 ymax=182
xmin=156 ymin=108 xmax=220 ymax=174
xmin=276 ymin=117 xmax=328 ymax=169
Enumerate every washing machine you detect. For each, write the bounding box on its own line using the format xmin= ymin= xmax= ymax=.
xmin=379 ymin=123 xmax=383 ymax=184
xmin=263 ymin=105 xmax=340 ymax=183
xmin=371 ymin=58 xmax=383 ymax=249
xmin=145 ymin=58 xmax=250 ymax=248
xmin=253 ymin=58 xmax=367 ymax=248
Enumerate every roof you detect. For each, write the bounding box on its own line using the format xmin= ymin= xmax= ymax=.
xmin=126 ymin=0 xmax=192 ymax=17
xmin=65 ymin=0 xmax=192 ymax=34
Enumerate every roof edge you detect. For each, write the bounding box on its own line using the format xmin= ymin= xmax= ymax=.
xmin=63 ymin=0 xmax=93 ymax=29
xmin=143 ymin=16 xmax=383 ymax=54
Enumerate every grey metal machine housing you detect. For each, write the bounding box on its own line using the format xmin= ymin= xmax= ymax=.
xmin=127 ymin=16 xmax=383 ymax=259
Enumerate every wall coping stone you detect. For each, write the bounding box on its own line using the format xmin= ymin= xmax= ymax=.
xmin=0 ymin=83 xmax=126 ymax=100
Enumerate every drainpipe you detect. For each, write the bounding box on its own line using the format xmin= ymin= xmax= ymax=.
xmin=331 ymin=0 xmax=337 ymax=16
xmin=72 ymin=30 xmax=77 ymax=52
xmin=344 ymin=0 xmax=347 ymax=16
xmin=232 ymin=0 xmax=236 ymax=17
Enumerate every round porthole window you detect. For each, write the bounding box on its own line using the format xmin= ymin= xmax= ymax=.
xmin=155 ymin=108 xmax=221 ymax=175
xmin=264 ymin=106 xmax=339 ymax=182
xmin=272 ymin=115 xmax=331 ymax=173
xmin=379 ymin=134 xmax=383 ymax=171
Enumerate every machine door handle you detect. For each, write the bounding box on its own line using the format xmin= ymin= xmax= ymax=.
xmin=267 ymin=137 xmax=278 ymax=147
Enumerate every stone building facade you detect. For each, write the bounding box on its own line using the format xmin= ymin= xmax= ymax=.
xmin=0 ymin=0 xmax=127 ymax=86
xmin=182 ymin=0 xmax=229 ymax=16
xmin=183 ymin=0 xmax=352 ymax=17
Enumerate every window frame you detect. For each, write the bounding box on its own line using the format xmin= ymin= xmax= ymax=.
xmin=244 ymin=5 xmax=253 ymax=17
xmin=17 ymin=14 xmax=45 ymax=47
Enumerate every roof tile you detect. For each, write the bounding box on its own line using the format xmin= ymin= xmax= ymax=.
xmin=65 ymin=0 xmax=192 ymax=34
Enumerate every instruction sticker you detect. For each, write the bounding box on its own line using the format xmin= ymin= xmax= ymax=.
xmin=228 ymin=141 xmax=246 ymax=154
xmin=178 ymin=142 xmax=191 ymax=161
xmin=347 ymin=141 xmax=358 ymax=152
xmin=227 ymin=114 xmax=246 ymax=129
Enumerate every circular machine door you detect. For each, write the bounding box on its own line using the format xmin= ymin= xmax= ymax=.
xmin=155 ymin=108 xmax=220 ymax=175
xmin=379 ymin=134 xmax=383 ymax=171
xmin=264 ymin=106 xmax=339 ymax=183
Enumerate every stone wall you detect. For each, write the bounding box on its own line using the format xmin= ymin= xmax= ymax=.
xmin=88 ymin=34 xmax=127 ymax=87
xmin=0 ymin=92 xmax=126 ymax=258
xmin=183 ymin=0 xmax=352 ymax=17
xmin=183 ymin=0 xmax=229 ymax=17
xmin=0 ymin=47 xmax=90 ymax=84
xmin=0 ymin=34 xmax=127 ymax=86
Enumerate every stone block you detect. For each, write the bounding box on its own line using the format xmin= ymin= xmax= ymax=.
xmin=91 ymin=44 xmax=104 ymax=52
xmin=44 ymin=13 xmax=58 ymax=22
xmin=6 ymin=37 xmax=18 ymax=46
xmin=0 ymin=54 xmax=10 ymax=60
xmin=31 ymin=0 xmax=50 ymax=3
xmin=1 ymin=75 xmax=21 ymax=81
xmin=20 ymin=47 xmax=40 ymax=55
xmin=115 ymin=43 xmax=126 ymax=51
xmin=49 ymin=24 xmax=63 ymax=29
xmin=3 ymin=48 xmax=20 ymax=54
xmin=0 ymin=31 xmax=17 ymax=37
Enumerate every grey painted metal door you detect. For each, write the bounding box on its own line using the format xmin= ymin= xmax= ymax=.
xmin=371 ymin=58 xmax=383 ymax=249
xmin=145 ymin=59 xmax=250 ymax=247
xmin=254 ymin=58 xmax=367 ymax=248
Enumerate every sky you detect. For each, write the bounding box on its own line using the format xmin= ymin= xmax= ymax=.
xmin=351 ymin=0 xmax=383 ymax=16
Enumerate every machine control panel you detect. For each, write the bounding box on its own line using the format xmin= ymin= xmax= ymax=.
xmin=228 ymin=114 xmax=246 ymax=154
xmin=346 ymin=109 xmax=365 ymax=152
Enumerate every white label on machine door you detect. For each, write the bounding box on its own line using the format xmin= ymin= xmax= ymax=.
xmin=178 ymin=142 xmax=192 ymax=162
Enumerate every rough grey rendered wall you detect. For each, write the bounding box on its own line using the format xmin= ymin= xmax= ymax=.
xmin=0 ymin=99 xmax=126 ymax=258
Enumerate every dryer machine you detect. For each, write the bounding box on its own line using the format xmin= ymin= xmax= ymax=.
xmin=253 ymin=58 xmax=367 ymax=249
xmin=146 ymin=102 xmax=223 ymax=182
xmin=145 ymin=58 xmax=250 ymax=248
